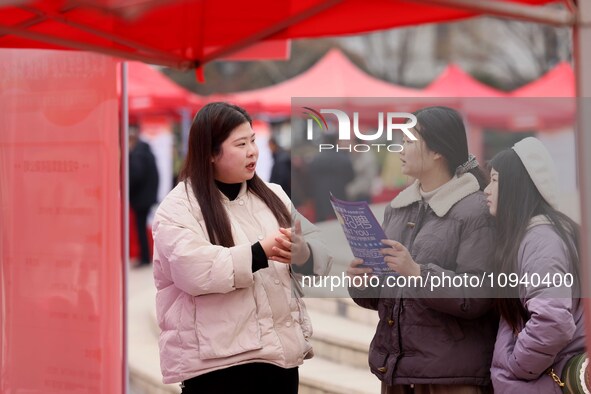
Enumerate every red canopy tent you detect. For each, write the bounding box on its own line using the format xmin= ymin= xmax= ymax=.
xmin=505 ymin=62 xmax=576 ymax=128
xmin=125 ymin=61 xmax=202 ymax=117
xmin=0 ymin=0 xmax=562 ymax=69
xmin=406 ymin=62 xmax=575 ymax=131
xmin=424 ymin=63 xmax=507 ymax=97
xmin=511 ymin=61 xmax=575 ymax=97
xmin=214 ymin=49 xmax=425 ymax=115
xmin=461 ymin=62 xmax=576 ymax=130
xmin=5 ymin=2 xmax=591 ymax=393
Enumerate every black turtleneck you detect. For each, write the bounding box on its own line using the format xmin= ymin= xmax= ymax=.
xmin=215 ymin=180 xmax=268 ymax=273
xmin=215 ymin=180 xmax=241 ymax=201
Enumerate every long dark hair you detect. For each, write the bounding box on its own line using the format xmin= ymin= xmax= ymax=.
xmin=414 ymin=106 xmax=488 ymax=190
xmin=179 ymin=102 xmax=290 ymax=247
xmin=490 ymin=149 xmax=580 ymax=332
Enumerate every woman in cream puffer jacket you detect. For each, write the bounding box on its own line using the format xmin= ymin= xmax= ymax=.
xmin=153 ymin=102 xmax=332 ymax=394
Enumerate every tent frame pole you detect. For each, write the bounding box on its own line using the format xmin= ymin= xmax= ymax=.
xmin=17 ymin=5 xmax=183 ymax=62
xmin=407 ymin=0 xmax=574 ymax=26
xmin=574 ymin=0 xmax=591 ymax=356
xmin=0 ymin=23 xmax=193 ymax=68
xmin=120 ymin=61 xmax=130 ymax=394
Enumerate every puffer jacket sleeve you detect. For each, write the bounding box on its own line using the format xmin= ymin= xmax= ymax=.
xmin=415 ymin=210 xmax=495 ymax=319
xmin=267 ymin=182 xmax=333 ymax=276
xmin=506 ymin=227 xmax=576 ymax=380
xmin=349 ymin=287 xmax=379 ymax=310
xmin=153 ymin=192 xmax=254 ymax=296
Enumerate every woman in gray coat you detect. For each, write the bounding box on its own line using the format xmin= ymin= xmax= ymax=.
xmin=484 ymin=137 xmax=585 ymax=393
xmin=349 ymin=106 xmax=498 ymax=394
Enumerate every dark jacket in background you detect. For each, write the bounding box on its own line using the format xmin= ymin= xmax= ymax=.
xmin=270 ymin=149 xmax=291 ymax=197
xmin=130 ymin=140 xmax=159 ymax=211
xmin=351 ymin=174 xmax=498 ymax=387
xmin=308 ymin=150 xmax=354 ymax=221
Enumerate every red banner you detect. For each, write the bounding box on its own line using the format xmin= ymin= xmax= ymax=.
xmin=0 ymin=49 xmax=123 ymax=393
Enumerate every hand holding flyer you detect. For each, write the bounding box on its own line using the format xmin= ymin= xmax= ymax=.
xmin=329 ymin=194 xmax=394 ymax=275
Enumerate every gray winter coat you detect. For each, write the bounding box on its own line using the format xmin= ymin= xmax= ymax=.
xmin=490 ymin=217 xmax=585 ymax=394
xmin=351 ymin=174 xmax=498 ymax=386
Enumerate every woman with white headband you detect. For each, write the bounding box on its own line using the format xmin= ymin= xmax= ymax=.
xmin=485 ymin=137 xmax=585 ymax=393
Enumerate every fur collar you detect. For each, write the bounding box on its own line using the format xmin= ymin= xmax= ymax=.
xmin=390 ymin=173 xmax=480 ymax=217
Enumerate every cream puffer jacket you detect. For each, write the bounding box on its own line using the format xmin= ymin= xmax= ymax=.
xmin=152 ymin=181 xmax=332 ymax=384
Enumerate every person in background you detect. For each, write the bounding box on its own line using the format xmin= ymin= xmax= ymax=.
xmin=308 ymin=133 xmax=355 ymax=221
xmin=152 ymin=102 xmax=332 ymax=394
xmin=485 ymin=137 xmax=585 ymax=393
xmin=348 ymin=106 xmax=498 ymax=394
xmin=268 ymin=136 xmax=291 ymax=197
xmin=129 ymin=126 xmax=159 ymax=266
xmin=346 ymin=141 xmax=379 ymax=202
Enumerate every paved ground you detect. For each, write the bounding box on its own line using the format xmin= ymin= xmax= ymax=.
xmin=129 ymin=383 xmax=145 ymax=394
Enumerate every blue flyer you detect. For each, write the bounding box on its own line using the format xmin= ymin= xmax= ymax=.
xmin=329 ymin=194 xmax=394 ymax=275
